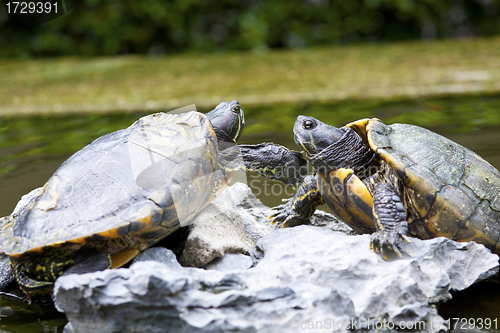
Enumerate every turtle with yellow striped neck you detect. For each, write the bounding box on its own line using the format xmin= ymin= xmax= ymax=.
xmin=270 ymin=116 xmax=500 ymax=259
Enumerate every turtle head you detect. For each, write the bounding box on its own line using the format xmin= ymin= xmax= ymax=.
xmin=206 ymin=101 xmax=245 ymax=143
xmin=293 ymin=115 xmax=345 ymax=156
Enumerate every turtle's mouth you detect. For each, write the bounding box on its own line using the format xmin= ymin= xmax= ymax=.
xmin=293 ymin=127 xmax=320 ymax=156
xmin=293 ymin=133 xmax=313 ymax=156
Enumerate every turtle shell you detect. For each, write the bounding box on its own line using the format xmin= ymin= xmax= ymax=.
xmin=348 ymin=118 xmax=500 ymax=253
xmin=0 ymin=111 xmax=223 ymax=257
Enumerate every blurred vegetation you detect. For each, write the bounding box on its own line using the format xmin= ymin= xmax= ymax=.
xmin=2 ymin=37 xmax=500 ymax=115
xmin=1 ymin=0 xmax=500 ymax=57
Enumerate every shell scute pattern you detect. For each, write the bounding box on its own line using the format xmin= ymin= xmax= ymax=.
xmin=0 ymin=111 xmax=218 ymax=256
xmin=364 ymin=119 xmax=500 ymax=252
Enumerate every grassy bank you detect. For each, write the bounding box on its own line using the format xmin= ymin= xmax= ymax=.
xmin=1 ymin=37 xmax=500 ymax=117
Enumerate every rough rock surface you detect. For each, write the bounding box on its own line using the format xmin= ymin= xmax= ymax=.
xmin=177 ymin=182 xmax=352 ymax=268
xmin=210 ymin=182 xmax=277 ymax=240
xmin=204 ymin=253 xmax=253 ymax=271
xmin=178 ymin=203 xmax=255 ymax=267
xmin=212 ymin=182 xmax=354 ymax=240
xmin=54 ymin=184 xmax=499 ymax=333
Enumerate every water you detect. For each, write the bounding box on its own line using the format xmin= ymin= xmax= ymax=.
xmin=1 ymin=95 xmax=500 ymax=332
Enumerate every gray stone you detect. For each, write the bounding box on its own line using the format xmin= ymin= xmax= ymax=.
xmin=54 ymin=224 xmax=499 ymax=333
xmin=212 ymin=182 xmax=275 ymax=241
xmin=180 ymin=182 xmax=351 ymax=268
xmin=212 ymin=182 xmax=354 ymax=240
xmin=307 ymin=208 xmax=356 ymax=234
xmin=132 ymin=247 xmax=182 ymax=269
xmin=178 ymin=203 xmax=255 ymax=267
xmin=204 ymin=253 xmax=253 ymax=271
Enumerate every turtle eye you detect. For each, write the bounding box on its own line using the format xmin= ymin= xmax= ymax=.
xmin=264 ymin=169 xmax=274 ymax=177
xmin=303 ymin=119 xmax=316 ymax=130
xmin=232 ymin=105 xmax=241 ymax=113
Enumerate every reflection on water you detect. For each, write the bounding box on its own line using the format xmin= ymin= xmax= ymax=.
xmin=1 ymin=94 xmax=500 ymax=332
xmin=0 ymin=292 xmax=66 ymax=333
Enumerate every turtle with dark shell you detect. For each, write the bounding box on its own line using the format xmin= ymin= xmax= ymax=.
xmin=270 ymin=116 xmax=500 ymax=259
xmin=0 ymin=101 xmax=306 ymax=298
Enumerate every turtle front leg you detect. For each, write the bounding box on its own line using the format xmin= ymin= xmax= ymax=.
xmin=370 ymin=182 xmax=411 ymax=260
xmin=268 ymin=175 xmax=324 ymax=227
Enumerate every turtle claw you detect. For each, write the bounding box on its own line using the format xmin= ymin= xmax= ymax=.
xmin=268 ymin=199 xmax=306 ymax=228
xmin=402 ymin=235 xmax=411 ymax=243
xmin=392 ymin=245 xmax=403 ymax=258
xmin=381 ymin=248 xmax=388 ymax=261
xmin=370 ymin=231 xmax=404 ymax=260
xmin=267 ymin=206 xmax=288 ymax=225
xmin=269 ymin=217 xmax=280 ymax=226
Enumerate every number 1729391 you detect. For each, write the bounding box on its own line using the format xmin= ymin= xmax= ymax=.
xmin=5 ymin=1 xmax=58 ymax=14
xmin=444 ymin=318 xmax=498 ymax=330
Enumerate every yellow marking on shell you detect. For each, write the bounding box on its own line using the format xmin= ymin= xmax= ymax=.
xmin=405 ymin=189 xmax=426 ymax=218
xmin=453 ymin=230 xmax=482 ymax=243
xmin=48 ymin=240 xmax=66 ymax=246
xmin=333 ymin=168 xmax=352 ymax=183
xmin=97 ymin=228 xmax=121 ymax=239
xmin=321 ymin=170 xmax=375 ymax=232
xmin=377 ymin=149 xmax=406 ymax=172
xmin=364 ymin=118 xmax=388 ymax=150
xmin=68 ymin=237 xmax=88 ymax=244
xmin=331 ymin=169 xmax=374 ymax=211
xmin=140 ymin=215 xmax=152 ymax=227
xmin=345 ymin=118 xmax=371 ymax=139
xmin=424 ymin=208 xmax=459 ymax=239
xmin=111 ymin=249 xmax=141 ymax=269
xmin=348 ymin=205 xmax=375 ymax=229
xmin=21 ymin=247 xmax=44 ymax=256
xmin=450 ymin=223 xmax=500 ymax=255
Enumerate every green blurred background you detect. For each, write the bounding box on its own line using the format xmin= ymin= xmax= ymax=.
xmin=2 ymin=0 xmax=500 ymax=58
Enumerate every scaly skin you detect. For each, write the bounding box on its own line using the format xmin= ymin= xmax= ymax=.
xmin=272 ymin=115 xmax=411 ymax=259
